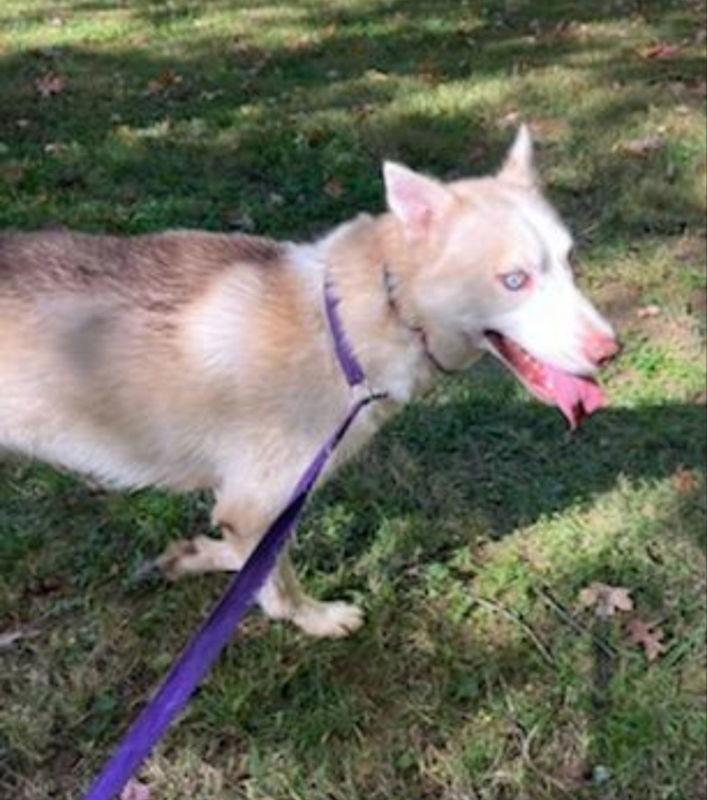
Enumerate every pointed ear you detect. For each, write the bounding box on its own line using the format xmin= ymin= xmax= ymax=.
xmin=498 ymin=124 xmax=537 ymax=187
xmin=383 ymin=161 xmax=453 ymax=236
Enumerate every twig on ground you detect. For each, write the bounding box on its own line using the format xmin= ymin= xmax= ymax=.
xmin=472 ymin=595 xmax=555 ymax=666
xmin=534 ymin=585 xmax=616 ymax=659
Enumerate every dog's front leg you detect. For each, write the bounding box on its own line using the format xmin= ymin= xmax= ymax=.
xmin=156 ymin=494 xmax=363 ymax=638
xmin=258 ymin=551 xmax=363 ymax=638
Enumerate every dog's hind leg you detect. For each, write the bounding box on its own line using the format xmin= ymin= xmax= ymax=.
xmin=156 ymin=534 xmax=244 ymax=577
xmin=155 ymin=496 xmax=363 ymax=638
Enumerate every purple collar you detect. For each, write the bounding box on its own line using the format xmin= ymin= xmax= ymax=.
xmin=325 ymin=266 xmax=458 ymax=387
xmin=324 ymin=282 xmax=366 ymax=387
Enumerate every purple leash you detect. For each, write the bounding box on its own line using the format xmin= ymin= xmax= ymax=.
xmin=82 ymin=283 xmax=382 ymax=800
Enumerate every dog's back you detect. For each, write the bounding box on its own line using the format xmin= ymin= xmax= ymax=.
xmin=0 ymin=230 xmax=304 ymax=489
xmin=0 ymin=230 xmax=282 ymax=304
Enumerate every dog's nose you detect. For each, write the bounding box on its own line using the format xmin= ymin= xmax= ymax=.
xmin=585 ymin=331 xmax=621 ymax=367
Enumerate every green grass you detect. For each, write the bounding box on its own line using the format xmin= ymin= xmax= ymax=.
xmin=1 ymin=1 xmax=705 ymax=798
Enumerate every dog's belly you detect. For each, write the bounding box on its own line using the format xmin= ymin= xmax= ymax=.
xmin=0 ymin=418 xmax=216 ymax=491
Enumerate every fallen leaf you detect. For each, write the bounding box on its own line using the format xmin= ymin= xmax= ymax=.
xmin=417 ymin=58 xmax=443 ymax=83
xmin=673 ymin=465 xmax=698 ymax=494
xmin=120 ymin=779 xmax=150 ymax=800
xmin=528 ymin=117 xmax=568 ymax=139
xmin=36 ymin=71 xmax=66 ymax=97
xmin=614 ymin=134 xmax=665 ymax=157
xmin=0 ymin=162 xmax=26 ymax=185
xmin=625 ymin=617 xmax=666 ymax=661
xmin=639 ymin=41 xmax=682 ymax=59
xmin=146 ymin=69 xmax=183 ymax=95
xmin=579 ymin=582 xmax=633 ymax=618
xmin=324 ymin=177 xmax=343 ymax=198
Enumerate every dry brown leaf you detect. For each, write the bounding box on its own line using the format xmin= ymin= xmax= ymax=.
xmin=146 ymin=69 xmax=183 ymax=95
xmin=528 ymin=117 xmax=568 ymax=139
xmin=625 ymin=617 xmax=666 ymax=661
xmin=324 ymin=177 xmax=343 ymax=198
xmin=673 ymin=465 xmax=698 ymax=494
xmin=36 ymin=71 xmax=66 ymax=97
xmin=639 ymin=41 xmax=682 ymax=60
xmin=614 ymin=134 xmax=666 ymax=157
xmin=0 ymin=163 xmax=27 ymax=186
xmin=578 ymin=582 xmax=633 ymax=618
xmin=417 ymin=58 xmax=443 ymax=83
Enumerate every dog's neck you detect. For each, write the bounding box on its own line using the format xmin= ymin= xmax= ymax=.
xmin=320 ymin=213 xmax=440 ymax=402
xmin=381 ymin=263 xmax=459 ymax=378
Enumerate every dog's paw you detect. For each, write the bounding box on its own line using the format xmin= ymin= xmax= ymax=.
xmin=153 ymin=538 xmax=201 ymax=580
xmin=293 ymin=600 xmax=364 ymax=638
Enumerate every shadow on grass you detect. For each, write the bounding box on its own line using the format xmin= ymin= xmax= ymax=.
xmin=0 ymin=0 xmax=704 ymax=235
xmin=304 ymin=366 xmax=706 ymax=575
xmin=11 ymin=371 xmax=699 ymax=797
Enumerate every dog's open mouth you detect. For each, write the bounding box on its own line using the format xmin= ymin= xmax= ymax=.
xmin=484 ymin=331 xmax=605 ymax=428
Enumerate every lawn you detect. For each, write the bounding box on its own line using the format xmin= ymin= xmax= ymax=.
xmin=0 ymin=1 xmax=705 ymax=798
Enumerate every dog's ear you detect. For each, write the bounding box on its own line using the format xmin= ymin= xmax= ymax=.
xmin=383 ymin=161 xmax=453 ymax=237
xmin=498 ymin=124 xmax=537 ymax=187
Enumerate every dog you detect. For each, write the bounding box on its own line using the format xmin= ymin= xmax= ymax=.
xmin=0 ymin=127 xmax=618 ymax=637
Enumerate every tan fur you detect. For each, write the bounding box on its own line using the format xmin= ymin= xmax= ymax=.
xmin=0 ymin=131 xmax=616 ymax=636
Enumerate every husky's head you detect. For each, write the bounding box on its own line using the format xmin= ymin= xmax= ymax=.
xmin=384 ymin=126 xmax=619 ymax=427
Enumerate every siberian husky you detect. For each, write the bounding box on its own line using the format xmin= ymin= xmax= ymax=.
xmin=0 ymin=127 xmax=618 ymax=636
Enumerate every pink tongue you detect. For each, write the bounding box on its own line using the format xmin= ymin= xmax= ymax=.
xmin=545 ymin=365 xmax=606 ymax=429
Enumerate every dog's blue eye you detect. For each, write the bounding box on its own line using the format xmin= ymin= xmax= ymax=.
xmin=500 ymin=270 xmax=530 ymax=291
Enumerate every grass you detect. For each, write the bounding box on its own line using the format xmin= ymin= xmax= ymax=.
xmin=0 ymin=0 xmax=705 ymax=798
